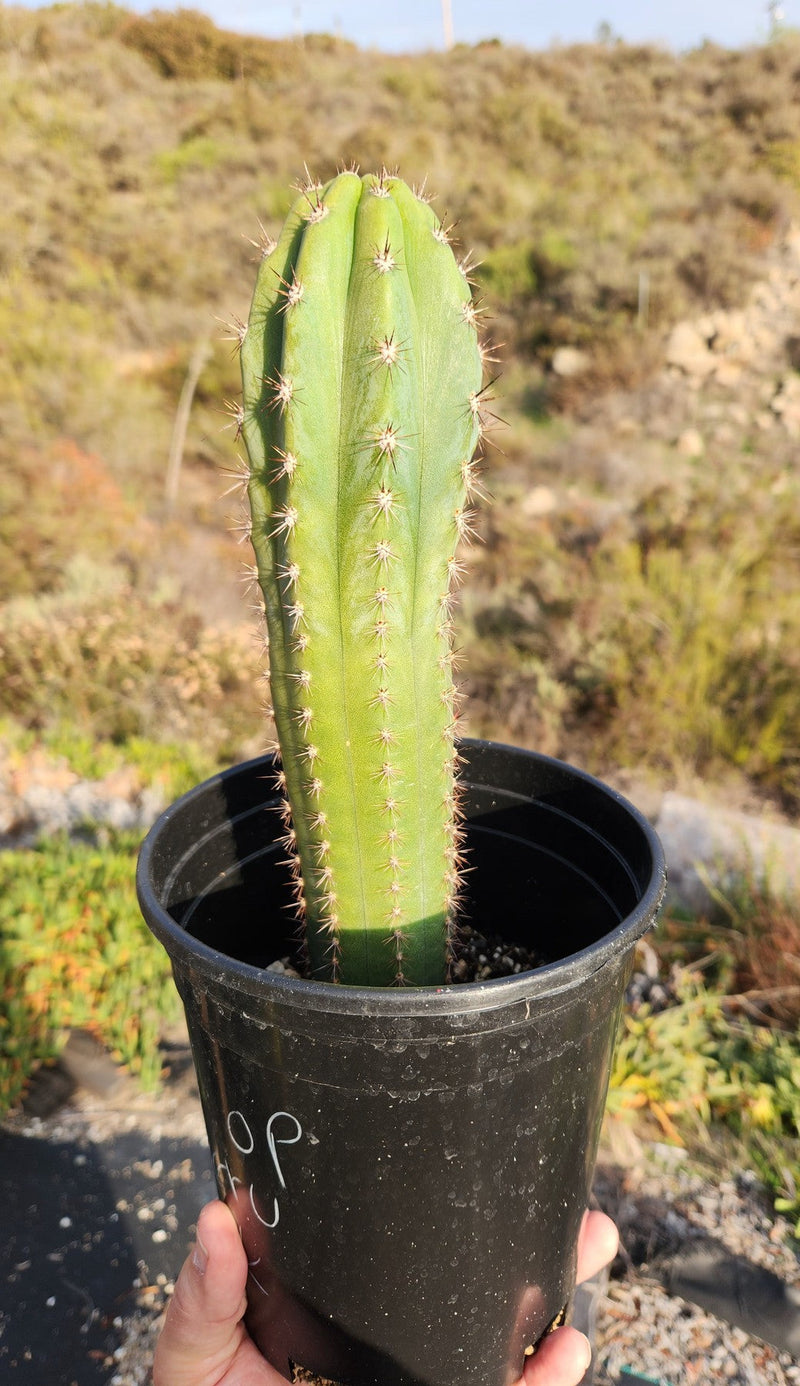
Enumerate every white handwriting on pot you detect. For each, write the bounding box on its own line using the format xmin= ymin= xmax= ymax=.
xmin=217 ymin=1109 xmax=303 ymax=1230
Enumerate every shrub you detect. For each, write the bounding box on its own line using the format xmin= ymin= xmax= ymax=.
xmin=0 ymin=440 xmax=140 ymax=598
xmin=0 ymin=579 xmax=259 ymax=763
xmin=0 ymin=833 xmax=180 ymax=1112
xmin=463 ymin=461 xmax=800 ymax=812
xmin=119 ymin=9 xmax=297 ymax=82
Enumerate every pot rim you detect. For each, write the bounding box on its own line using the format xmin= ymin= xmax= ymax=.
xmin=137 ymin=740 xmax=666 ymax=1018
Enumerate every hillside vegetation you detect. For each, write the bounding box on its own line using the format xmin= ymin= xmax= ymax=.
xmin=2 ymin=3 xmax=800 ymax=810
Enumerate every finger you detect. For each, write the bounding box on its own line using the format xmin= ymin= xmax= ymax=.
xmin=576 ymin=1209 xmax=618 ymax=1285
xmin=152 ymin=1200 xmax=252 ymax=1386
xmin=520 ymin=1325 xmax=593 ymax=1386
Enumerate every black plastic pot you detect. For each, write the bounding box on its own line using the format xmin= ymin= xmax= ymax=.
xmin=137 ymin=740 xmax=665 ymax=1386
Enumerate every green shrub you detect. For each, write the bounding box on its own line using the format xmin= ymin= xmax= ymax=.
xmin=0 ymin=834 xmax=180 ymax=1112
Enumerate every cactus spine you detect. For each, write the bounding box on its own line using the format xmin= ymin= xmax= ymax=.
xmin=240 ymin=170 xmax=484 ymax=986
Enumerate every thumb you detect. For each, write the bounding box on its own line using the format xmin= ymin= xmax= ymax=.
xmin=153 ymin=1199 xmax=251 ymax=1386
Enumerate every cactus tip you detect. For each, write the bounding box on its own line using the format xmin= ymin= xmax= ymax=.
xmin=432 ymin=213 xmax=457 ymax=246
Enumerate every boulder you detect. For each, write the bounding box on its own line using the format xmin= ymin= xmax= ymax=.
xmin=665 ymin=322 xmax=716 ymax=377
xmin=552 ymin=346 xmax=590 ymax=378
xmin=655 ymin=792 xmax=800 ymax=915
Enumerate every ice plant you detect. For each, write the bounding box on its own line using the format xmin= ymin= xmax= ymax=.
xmin=239 ymin=169 xmax=484 ymax=986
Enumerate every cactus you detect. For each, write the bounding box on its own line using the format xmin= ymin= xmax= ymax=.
xmin=239 ymin=169 xmax=484 ymax=986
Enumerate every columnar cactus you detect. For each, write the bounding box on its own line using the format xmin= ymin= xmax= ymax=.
xmin=240 ymin=169 xmax=484 ymax=986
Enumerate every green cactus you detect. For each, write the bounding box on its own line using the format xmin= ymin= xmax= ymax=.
xmin=239 ymin=169 xmax=484 ymax=986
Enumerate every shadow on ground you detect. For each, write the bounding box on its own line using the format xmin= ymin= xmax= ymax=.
xmin=0 ymin=1125 xmax=213 ymax=1384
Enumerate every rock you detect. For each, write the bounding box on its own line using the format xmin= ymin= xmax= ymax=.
xmin=552 ymin=346 xmax=590 ymax=378
xmin=59 ymin=1029 xmax=130 ymax=1098
xmin=665 ymin=322 xmax=716 ymax=378
xmin=713 ymin=360 xmax=744 ymax=388
xmin=712 ymin=423 xmax=736 ymax=446
xmin=0 ymin=744 xmax=166 ymax=847
xmin=521 ymin=485 xmax=557 ymax=517
xmin=676 ymin=428 xmax=704 ymax=457
xmin=655 ymin=792 xmax=800 ymax=915
xmin=710 ymin=309 xmax=746 ymax=352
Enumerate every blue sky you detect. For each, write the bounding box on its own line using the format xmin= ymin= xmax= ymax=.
xmin=18 ymin=0 xmax=797 ymax=50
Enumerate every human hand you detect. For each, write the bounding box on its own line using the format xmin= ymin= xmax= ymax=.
xmin=153 ymin=1200 xmax=618 ymax=1386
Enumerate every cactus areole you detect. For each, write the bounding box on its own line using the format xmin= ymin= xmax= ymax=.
xmin=240 ymin=171 xmax=484 ymax=987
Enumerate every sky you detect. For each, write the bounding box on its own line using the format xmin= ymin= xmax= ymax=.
xmin=14 ymin=0 xmax=799 ymax=50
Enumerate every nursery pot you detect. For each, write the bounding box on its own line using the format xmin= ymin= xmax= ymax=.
xmin=137 ymin=740 xmax=665 ymax=1386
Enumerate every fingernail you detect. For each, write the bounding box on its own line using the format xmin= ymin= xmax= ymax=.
xmin=192 ymin=1229 xmax=209 ymax=1275
xmin=579 ymin=1334 xmax=592 ymax=1371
